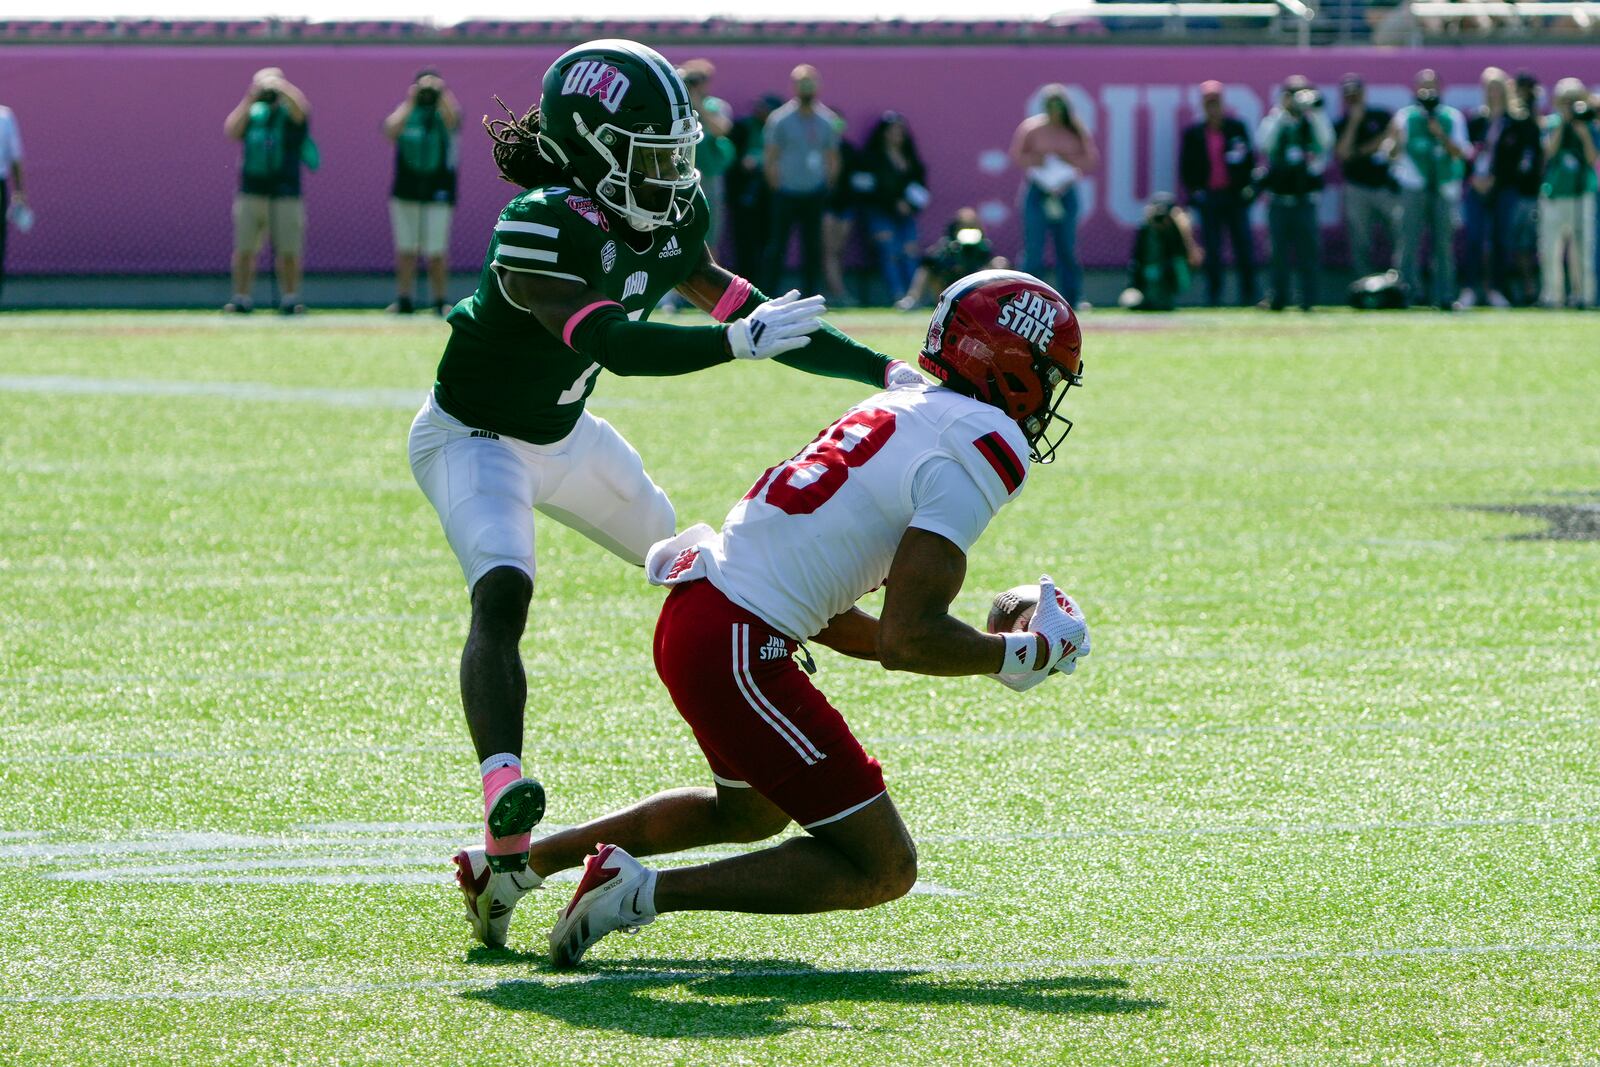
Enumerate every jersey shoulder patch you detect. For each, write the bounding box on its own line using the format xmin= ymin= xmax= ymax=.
xmin=492 ymin=188 xmax=597 ymax=281
xmin=948 ymin=405 xmax=1030 ymax=502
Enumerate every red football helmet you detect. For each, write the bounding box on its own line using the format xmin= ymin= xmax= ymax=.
xmin=917 ymin=269 xmax=1084 ymax=463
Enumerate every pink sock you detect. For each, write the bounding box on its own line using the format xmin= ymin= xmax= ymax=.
xmin=482 ymin=759 xmax=531 ymax=857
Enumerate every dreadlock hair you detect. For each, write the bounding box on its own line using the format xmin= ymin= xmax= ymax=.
xmin=484 ymin=97 xmax=568 ymax=190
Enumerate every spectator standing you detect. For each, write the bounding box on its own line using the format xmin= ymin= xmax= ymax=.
xmin=858 ymin=112 xmax=929 ymax=306
xmin=1333 ymin=74 xmax=1399 ymax=280
xmin=824 ymin=122 xmax=862 ymax=304
xmin=385 ymin=69 xmax=460 ymax=315
xmin=1537 ymin=78 xmax=1598 ymax=308
xmin=1389 ymin=69 xmax=1470 ymax=310
xmin=1179 ymin=80 xmax=1257 ymax=306
xmin=1257 ymin=75 xmax=1334 ymax=311
xmin=1461 ymin=68 xmax=1513 ymax=307
xmin=224 ymin=67 xmax=313 ymax=314
xmin=762 ymin=65 xmax=839 ymax=297
xmin=1495 ymin=72 xmax=1547 ymax=306
xmin=1010 ymin=85 xmax=1099 ymax=307
xmin=728 ymin=94 xmax=781 ymax=281
xmin=0 ymin=99 xmax=25 ymax=306
xmin=679 ymin=60 xmax=734 ymax=252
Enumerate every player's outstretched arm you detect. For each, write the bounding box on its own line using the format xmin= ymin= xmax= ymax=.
xmin=676 ymin=245 xmax=898 ymax=388
xmin=499 ymin=267 xmax=735 ymax=376
xmin=876 ymin=529 xmax=1045 ymax=677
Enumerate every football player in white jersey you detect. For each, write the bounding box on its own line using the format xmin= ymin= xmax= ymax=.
xmin=465 ymin=270 xmax=1089 ymax=964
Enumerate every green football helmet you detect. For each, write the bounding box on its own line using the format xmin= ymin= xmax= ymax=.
xmin=536 ymin=39 xmax=702 ymax=232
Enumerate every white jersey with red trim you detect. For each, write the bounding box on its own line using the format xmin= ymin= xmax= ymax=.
xmin=660 ymin=381 xmax=1031 ymax=640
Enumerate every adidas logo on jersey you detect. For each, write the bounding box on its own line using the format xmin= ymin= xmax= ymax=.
xmin=658 ymin=235 xmax=682 ymax=259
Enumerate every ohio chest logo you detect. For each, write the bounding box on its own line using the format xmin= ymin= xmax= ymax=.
xmin=996 ymin=291 xmax=1057 ymax=348
xmin=621 ymin=270 xmax=649 ymax=300
xmin=561 ymin=61 xmax=630 ymax=114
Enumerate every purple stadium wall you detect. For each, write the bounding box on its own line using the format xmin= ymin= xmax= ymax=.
xmin=0 ymin=45 xmax=1592 ymax=275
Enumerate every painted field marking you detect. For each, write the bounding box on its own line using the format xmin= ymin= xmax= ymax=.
xmin=5 ymin=714 xmax=1599 ymax=766
xmin=3 ymin=941 xmax=1596 ymax=1006
xmin=0 ymin=374 xmax=427 ymax=410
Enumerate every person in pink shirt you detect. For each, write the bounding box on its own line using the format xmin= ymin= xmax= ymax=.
xmin=1009 ymin=85 xmax=1099 ymax=306
xmin=1179 ymin=81 xmax=1259 ymax=306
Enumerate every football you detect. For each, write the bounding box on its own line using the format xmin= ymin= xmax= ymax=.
xmin=986 ymin=584 xmax=1040 ymax=633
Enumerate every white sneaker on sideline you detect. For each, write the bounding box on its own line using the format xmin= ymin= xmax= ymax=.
xmin=548 ymin=843 xmax=655 ymax=969
xmin=1457 ymin=289 xmax=1477 ymax=309
xmin=453 ymin=846 xmax=542 ymax=949
xmin=1487 ymin=290 xmax=1511 ymax=308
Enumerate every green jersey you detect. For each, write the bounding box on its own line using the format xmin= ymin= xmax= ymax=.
xmin=434 ymin=184 xmax=712 ymax=444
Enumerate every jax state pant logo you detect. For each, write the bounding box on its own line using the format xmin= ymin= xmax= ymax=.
xmin=561 ymin=61 xmax=630 ymax=114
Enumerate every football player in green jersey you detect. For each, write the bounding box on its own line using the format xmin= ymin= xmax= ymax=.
xmin=410 ymin=39 xmax=924 ymax=948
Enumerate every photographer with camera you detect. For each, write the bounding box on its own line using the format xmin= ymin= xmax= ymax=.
xmin=223 ymin=67 xmax=313 ymax=314
xmin=385 ymin=68 xmax=461 ymax=315
xmin=1256 ymin=75 xmax=1333 ymax=311
xmin=1388 ymin=70 xmax=1469 ymax=310
xmin=1119 ymin=192 xmax=1203 ymax=312
xmin=1334 ymin=74 xmax=1399 ymax=282
xmin=1536 ymin=78 xmax=1597 ymax=309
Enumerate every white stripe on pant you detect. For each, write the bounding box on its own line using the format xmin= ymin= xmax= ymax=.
xmin=729 ymin=623 xmax=825 ymax=765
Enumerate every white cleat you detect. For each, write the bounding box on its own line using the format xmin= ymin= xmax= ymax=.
xmin=453 ymin=846 xmax=542 ymax=949
xmin=548 ymin=843 xmax=655 ymax=969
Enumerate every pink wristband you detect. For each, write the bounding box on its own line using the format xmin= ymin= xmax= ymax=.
xmin=562 ymin=300 xmax=622 ymax=349
xmin=710 ymin=276 xmax=754 ymax=323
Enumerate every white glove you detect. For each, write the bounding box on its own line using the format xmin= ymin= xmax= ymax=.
xmin=884 ymin=360 xmax=926 ymax=389
xmin=989 ymin=575 xmax=1090 ymax=692
xmin=727 ymin=290 xmax=826 ymax=361
xmin=1031 ymin=576 xmax=1090 ymax=675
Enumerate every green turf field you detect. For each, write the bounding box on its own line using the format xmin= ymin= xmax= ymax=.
xmin=1 ymin=308 xmax=1596 ymax=1064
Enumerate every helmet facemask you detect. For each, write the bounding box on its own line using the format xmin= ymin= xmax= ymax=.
xmin=1021 ymin=357 xmax=1083 ymax=464
xmin=577 ymin=113 xmax=701 ymax=231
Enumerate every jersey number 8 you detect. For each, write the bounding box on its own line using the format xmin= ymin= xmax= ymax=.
xmin=744 ymin=409 xmax=898 ymax=517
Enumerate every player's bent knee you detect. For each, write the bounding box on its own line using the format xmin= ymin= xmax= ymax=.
xmin=871 ymin=845 xmax=919 ymax=906
xmin=726 ymin=805 xmax=791 ymax=844
xmin=470 ymin=566 xmax=533 ymax=632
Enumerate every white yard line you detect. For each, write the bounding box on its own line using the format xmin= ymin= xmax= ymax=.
xmin=5 ymin=714 xmax=1598 ymax=766
xmin=6 ymin=812 xmax=1595 ymax=866
xmin=0 ymin=374 xmax=427 ymax=409
xmin=3 ymin=941 xmax=1595 ymax=1006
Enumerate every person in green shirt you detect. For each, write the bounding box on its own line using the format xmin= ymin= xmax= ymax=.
xmin=385 ymin=69 xmax=461 ymax=315
xmin=1537 ymin=77 xmax=1598 ymax=308
xmin=408 ymin=39 xmax=920 ymax=950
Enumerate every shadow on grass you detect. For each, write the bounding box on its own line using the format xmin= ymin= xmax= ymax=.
xmin=460 ymin=957 xmax=1163 ymax=1037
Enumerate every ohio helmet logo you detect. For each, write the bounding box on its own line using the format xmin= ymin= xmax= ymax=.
xmin=995 ymin=291 xmax=1058 ymax=348
xmin=562 ymin=60 xmax=631 ymax=114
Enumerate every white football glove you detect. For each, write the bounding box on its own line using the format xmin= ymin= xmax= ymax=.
xmin=990 ymin=575 xmax=1090 ymax=692
xmin=727 ymin=290 xmax=826 ymax=360
xmin=884 ymin=360 xmax=926 ymax=388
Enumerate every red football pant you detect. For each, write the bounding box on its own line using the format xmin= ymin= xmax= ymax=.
xmin=652 ymin=579 xmax=886 ymax=828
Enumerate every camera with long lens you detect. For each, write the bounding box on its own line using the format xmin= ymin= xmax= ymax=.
xmin=257 ymin=87 xmax=279 ymax=105
xmin=415 ymin=86 xmax=440 ymax=108
xmin=1572 ymin=98 xmax=1592 ymax=120
xmin=1417 ymin=87 xmax=1440 ymax=114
